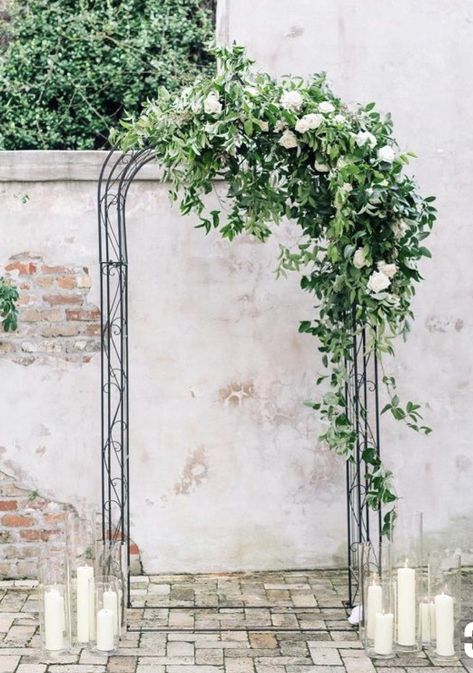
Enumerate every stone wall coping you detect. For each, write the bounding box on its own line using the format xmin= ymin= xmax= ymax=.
xmin=0 ymin=150 xmax=164 ymax=182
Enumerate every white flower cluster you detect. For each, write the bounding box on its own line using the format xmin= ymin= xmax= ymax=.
xmin=203 ymin=92 xmax=222 ymax=116
xmin=279 ymin=129 xmax=298 ymax=149
xmin=353 ymin=249 xmax=398 ymax=299
xmin=280 ymin=90 xmax=304 ymax=112
xmin=295 ymin=113 xmax=323 ymax=133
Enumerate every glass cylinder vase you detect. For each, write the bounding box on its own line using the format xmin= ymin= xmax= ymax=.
xmin=361 ymin=540 xmax=395 ymax=660
xmin=90 ymin=576 xmax=121 ymax=653
xmin=391 ymin=512 xmax=423 ymax=654
xmin=96 ymin=541 xmax=125 ymax=635
xmin=428 ymin=551 xmax=462 ymax=663
xmin=66 ymin=512 xmax=96 ymax=645
xmin=39 ymin=547 xmax=71 ymax=654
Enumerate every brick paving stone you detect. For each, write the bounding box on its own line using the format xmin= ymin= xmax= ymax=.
xmin=309 ymin=647 xmax=343 ymax=666
xmin=0 ymin=569 xmax=463 ymax=673
xmin=166 ymin=667 xmax=223 ymax=673
xmin=167 ymin=642 xmax=194 ymax=657
xmin=106 ymin=656 xmax=138 ymax=673
xmin=196 ymin=649 xmax=224 ymax=665
xmin=16 ymin=665 xmax=47 ymax=673
xmin=0 ymin=655 xmax=20 ymax=673
xmin=286 ymin=667 xmax=346 ymax=673
xmin=224 ymin=659 xmax=255 ymax=673
xmin=249 ymin=636 xmax=277 ymax=650
xmin=48 ymin=667 xmax=106 ymax=673
xmin=343 ymin=654 xmax=377 ymax=673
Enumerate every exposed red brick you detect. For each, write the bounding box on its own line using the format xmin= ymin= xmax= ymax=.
xmin=44 ymin=294 xmax=83 ymax=306
xmin=5 ymin=261 xmax=37 ymax=275
xmin=2 ymin=514 xmax=34 ymax=527
xmin=0 ymin=500 xmax=17 ymax=511
xmin=20 ymin=529 xmax=58 ymax=541
xmin=21 ymin=309 xmax=42 ymax=322
xmin=86 ymin=324 xmax=101 ymax=336
xmin=66 ymin=308 xmax=100 ymax=321
xmin=129 ymin=543 xmax=140 ymax=555
xmin=57 ymin=276 xmax=77 ymax=289
xmin=43 ymin=512 xmax=66 ymax=525
xmin=18 ymin=294 xmax=33 ymax=306
xmin=36 ymin=276 xmax=55 ymax=288
xmin=41 ymin=265 xmax=77 ymax=274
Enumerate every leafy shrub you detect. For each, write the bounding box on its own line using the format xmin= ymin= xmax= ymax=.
xmin=0 ymin=278 xmax=18 ymax=332
xmin=0 ymin=0 xmax=215 ymax=149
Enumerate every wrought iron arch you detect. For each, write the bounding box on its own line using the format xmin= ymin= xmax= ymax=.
xmin=98 ymin=148 xmax=382 ymax=611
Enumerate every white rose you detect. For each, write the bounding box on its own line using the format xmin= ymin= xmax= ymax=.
xmin=280 ymin=90 xmax=304 ymax=111
xmin=377 ymin=261 xmax=397 ymax=278
xmin=319 ymin=101 xmax=335 ymax=113
xmin=314 ymin=161 xmax=330 ymax=172
xmin=333 ymin=114 xmax=346 ymax=124
xmin=355 ymin=131 xmax=377 ymax=149
xmin=274 ymin=120 xmax=287 ymax=132
xmin=204 ymin=93 xmax=222 ymax=116
xmin=258 ymin=120 xmax=269 ymax=132
xmin=353 ymin=248 xmax=368 ymax=269
xmin=391 ymin=220 xmax=408 ymax=240
xmin=341 ymin=183 xmax=353 ymax=193
xmin=295 ymin=113 xmax=323 ymax=133
xmin=377 ymin=145 xmax=395 ymax=163
xmin=367 ymin=271 xmax=391 ymax=295
xmin=279 ymin=129 xmax=299 ymax=149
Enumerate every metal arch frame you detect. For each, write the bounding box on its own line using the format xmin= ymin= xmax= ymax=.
xmin=98 ymin=148 xmax=158 ymax=607
xmin=344 ymin=317 xmax=383 ymax=608
xmin=98 ymin=148 xmax=381 ymax=618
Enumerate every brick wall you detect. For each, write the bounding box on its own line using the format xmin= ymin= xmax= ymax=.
xmin=0 ymin=469 xmax=68 ymax=578
xmin=0 ymin=469 xmax=141 ymax=579
xmin=1 ymin=252 xmax=100 ymax=365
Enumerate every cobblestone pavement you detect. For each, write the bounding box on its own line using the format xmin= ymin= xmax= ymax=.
xmin=0 ymin=569 xmax=471 ymax=673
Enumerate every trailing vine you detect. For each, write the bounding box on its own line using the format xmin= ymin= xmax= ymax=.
xmin=114 ymin=45 xmax=436 ymax=533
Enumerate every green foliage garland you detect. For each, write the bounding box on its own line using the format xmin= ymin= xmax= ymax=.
xmin=115 ymin=45 xmax=436 ymax=532
xmin=0 ymin=0 xmax=215 ymax=149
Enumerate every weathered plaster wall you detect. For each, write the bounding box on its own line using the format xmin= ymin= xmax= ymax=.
xmin=2 ymin=0 xmax=473 ymax=576
xmin=218 ymin=0 xmax=473 ymax=545
xmin=1 ymin=152 xmax=344 ymax=575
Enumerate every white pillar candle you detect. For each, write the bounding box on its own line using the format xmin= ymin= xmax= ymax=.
xmin=420 ymin=600 xmax=434 ymax=642
xmin=367 ymin=581 xmax=383 ymax=640
xmin=96 ymin=608 xmax=115 ymax=652
xmin=118 ymin=586 xmax=123 ymax=636
xmin=103 ymin=589 xmax=119 ymax=636
xmin=397 ymin=563 xmax=416 ymax=646
xmin=435 ymin=593 xmax=455 ymax=657
xmin=374 ymin=612 xmax=394 ymax=655
xmin=76 ymin=565 xmax=94 ymax=642
xmin=44 ymin=588 xmax=64 ymax=651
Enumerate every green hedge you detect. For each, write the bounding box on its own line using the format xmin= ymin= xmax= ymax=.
xmin=0 ymin=0 xmax=215 ymax=149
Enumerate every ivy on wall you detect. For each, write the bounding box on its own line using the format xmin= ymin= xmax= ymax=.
xmin=0 ymin=0 xmax=215 ymax=149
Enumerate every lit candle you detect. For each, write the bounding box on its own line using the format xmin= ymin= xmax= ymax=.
xmin=435 ymin=593 xmax=455 ymax=657
xmin=76 ymin=565 xmax=94 ymax=642
xmin=397 ymin=560 xmax=416 ymax=646
xmin=374 ymin=611 xmax=394 ymax=655
xmin=44 ymin=588 xmax=64 ymax=651
xmin=103 ymin=589 xmax=119 ymax=636
xmin=96 ymin=608 xmax=115 ymax=652
xmin=367 ymin=579 xmax=383 ymax=640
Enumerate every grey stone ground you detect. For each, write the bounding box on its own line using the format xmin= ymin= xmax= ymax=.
xmin=0 ymin=569 xmax=471 ymax=673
